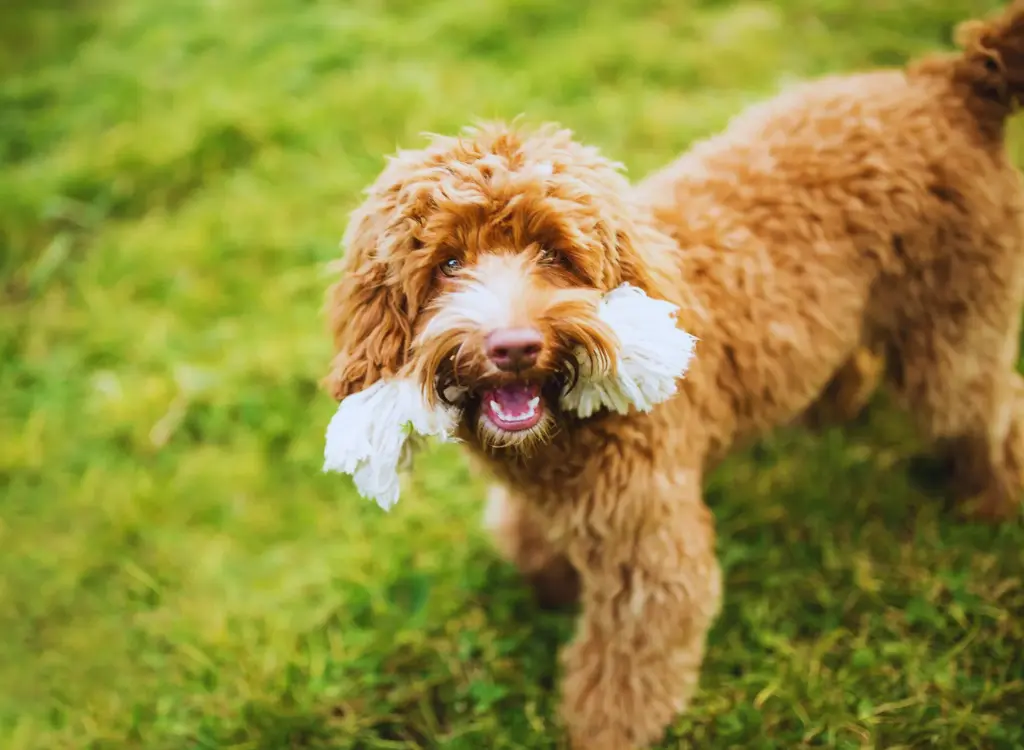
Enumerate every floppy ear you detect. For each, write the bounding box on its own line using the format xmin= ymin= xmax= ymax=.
xmin=607 ymin=200 xmax=705 ymax=334
xmin=592 ymin=180 xmax=684 ymax=307
xmin=617 ymin=224 xmax=676 ymax=297
xmin=556 ymin=136 xmax=684 ymax=309
xmin=323 ymin=199 xmax=413 ymax=401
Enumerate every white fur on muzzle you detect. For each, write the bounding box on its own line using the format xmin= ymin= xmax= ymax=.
xmin=323 ymin=283 xmax=697 ymax=510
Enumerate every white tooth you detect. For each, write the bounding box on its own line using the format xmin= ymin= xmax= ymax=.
xmin=488 ymin=394 xmax=541 ymax=424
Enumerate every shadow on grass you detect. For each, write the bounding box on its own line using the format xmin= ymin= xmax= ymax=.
xmin=688 ymin=398 xmax=1023 ymax=746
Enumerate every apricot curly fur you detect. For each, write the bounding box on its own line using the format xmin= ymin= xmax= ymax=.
xmin=325 ymin=4 xmax=1024 ymax=747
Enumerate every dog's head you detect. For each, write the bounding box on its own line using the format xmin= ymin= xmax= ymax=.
xmin=325 ymin=123 xmax=680 ymax=451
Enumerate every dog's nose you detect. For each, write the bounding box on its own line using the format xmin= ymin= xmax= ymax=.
xmin=486 ymin=328 xmax=543 ymax=371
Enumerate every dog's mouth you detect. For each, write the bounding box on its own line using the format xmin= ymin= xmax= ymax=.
xmin=432 ymin=355 xmax=573 ymax=448
xmin=480 ymin=382 xmax=545 ymax=432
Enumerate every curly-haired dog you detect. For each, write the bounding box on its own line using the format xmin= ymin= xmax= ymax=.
xmin=324 ymin=4 xmax=1024 ymax=747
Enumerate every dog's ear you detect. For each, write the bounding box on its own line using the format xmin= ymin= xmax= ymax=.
xmin=617 ymin=224 xmax=676 ymax=299
xmin=594 ymin=190 xmax=681 ymax=307
xmin=609 ymin=204 xmax=704 ymax=331
xmin=554 ymin=138 xmax=681 ymax=306
xmin=323 ymin=198 xmax=414 ymax=401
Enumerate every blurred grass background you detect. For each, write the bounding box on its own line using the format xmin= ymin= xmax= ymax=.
xmin=2 ymin=0 xmax=1023 ymax=748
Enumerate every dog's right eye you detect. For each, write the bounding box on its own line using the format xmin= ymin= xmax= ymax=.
xmin=439 ymin=258 xmax=462 ymax=277
xmin=539 ymin=247 xmax=570 ymax=269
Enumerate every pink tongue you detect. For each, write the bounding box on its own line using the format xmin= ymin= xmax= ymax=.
xmin=490 ymin=383 xmax=540 ymax=417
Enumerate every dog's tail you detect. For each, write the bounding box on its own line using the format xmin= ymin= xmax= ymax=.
xmin=937 ymin=1 xmax=1024 ymax=128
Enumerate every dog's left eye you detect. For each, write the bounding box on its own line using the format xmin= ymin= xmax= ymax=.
xmin=439 ymin=258 xmax=462 ymax=277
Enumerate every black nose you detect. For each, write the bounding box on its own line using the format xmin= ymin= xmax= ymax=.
xmin=485 ymin=328 xmax=543 ymax=371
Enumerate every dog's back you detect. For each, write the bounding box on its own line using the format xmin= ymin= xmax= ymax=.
xmin=640 ymin=3 xmax=1024 ymax=516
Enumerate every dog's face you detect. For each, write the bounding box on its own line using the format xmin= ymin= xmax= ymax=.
xmin=325 ymin=123 xmax=675 ymax=451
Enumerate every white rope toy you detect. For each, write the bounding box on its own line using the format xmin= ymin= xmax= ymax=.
xmin=323 ymin=283 xmax=697 ymax=509
xmin=322 ymin=379 xmax=459 ymax=511
xmin=559 ymin=284 xmax=697 ymax=418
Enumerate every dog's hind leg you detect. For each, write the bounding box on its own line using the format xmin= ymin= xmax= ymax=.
xmin=921 ymin=371 xmax=1024 ymax=522
xmin=887 ymin=248 xmax=1024 ymax=522
xmin=484 ymin=484 xmax=580 ymax=609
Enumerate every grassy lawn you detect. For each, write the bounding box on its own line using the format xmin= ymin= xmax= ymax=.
xmin=3 ymin=0 xmax=1023 ymax=747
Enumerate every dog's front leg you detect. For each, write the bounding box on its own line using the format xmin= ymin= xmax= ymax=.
xmin=559 ymin=496 xmax=722 ymax=750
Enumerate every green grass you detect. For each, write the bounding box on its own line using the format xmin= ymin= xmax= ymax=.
xmin=2 ymin=0 xmax=1023 ymax=747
